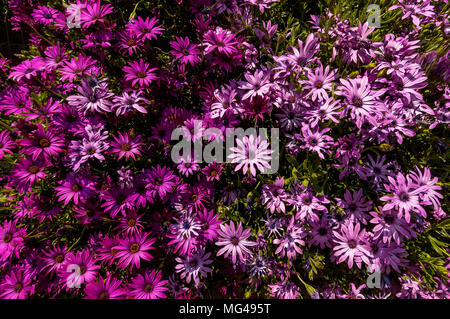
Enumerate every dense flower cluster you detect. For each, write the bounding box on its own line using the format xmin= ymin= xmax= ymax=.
xmin=0 ymin=0 xmax=448 ymax=299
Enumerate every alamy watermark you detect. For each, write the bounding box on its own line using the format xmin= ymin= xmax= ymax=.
xmin=367 ymin=4 xmax=381 ymax=28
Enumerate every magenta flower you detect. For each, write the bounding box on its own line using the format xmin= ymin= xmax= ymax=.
xmin=127 ymin=16 xmax=164 ymax=42
xmin=168 ymin=213 xmax=201 ymax=256
xmin=84 ymin=276 xmax=125 ymax=299
xmin=301 ymin=63 xmax=337 ymax=101
xmin=67 ymin=77 xmax=114 ymax=114
xmin=216 ymin=221 xmax=256 ymax=264
xmin=128 ymin=270 xmax=168 ymax=299
xmin=228 ymin=134 xmax=273 ymax=176
xmin=0 ymin=130 xmax=15 ymax=160
xmin=380 ymin=172 xmax=427 ymax=223
xmin=123 ymin=59 xmax=158 ymax=88
xmin=261 ymin=177 xmax=287 ymax=214
xmin=0 ymin=220 xmax=26 ymax=262
xmin=309 ymin=214 xmax=333 ymax=249
xmin=203 ymin=28 xmax=239 ymax=57
xmin=114 ymin=232 xmax=156 ymax=270
xmin=58 ymin=249 xmax=100 ymax=289
xmin=9 ymin=57 xmax=45 ymax=82
xmin=59 ymin=54 xmax=97 ymax=82
xmin=0 ymin=268 xmax=35 ymax=299
xmin=110 ymin=132 xmax=143 ymax=161
xmin=55 ymin=174 xmax=95 ymax=206
xmin=370 ymin=208 xmax=415 ymax=245
xmin=273 ymin=216 xmax=306 ymax=259
xmin=112 ymin=90 xmax=149 ymax=115
xmin=80 ymin=0 xmax=114 ymax=28
xmin=335 ymin=76 xmax=383 ymax=128
xmin=145 ymin=165 xmax=176 ymax=200
xmin=238 ymin=69 xmax=273 ymax=100
xmin=332 ymin=221 xmax=372 ymax=269
xmin=170 ymin=36 xmax=201 ymax=66
xmin=175 ymin=249 xmax=212 ymax=285
xmin=40 ymin=245 xmax=68 ymax=276
xmin=32 ymin=5 xmax=60 ymax=25
xmin=336 ymin=189 xmax=373 ymax=225
xmin=297 ymin=124 xmax=334 ymax=159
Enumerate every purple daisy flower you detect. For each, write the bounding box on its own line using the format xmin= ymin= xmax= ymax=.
xmin=370 ymin=208 xmax=415 ymax=245
xmin=123 ymin=59 xmax=158 ymax=88
xmin=0 ymin=268 xmax=35 ymax=299
xmin=84 ymin=276 xmax=125 ymax=299
xmin=58 ymin=249 xmax=100 ymax=289
xmin=273 ymin=216 xmax=306 ymax=259
xmin=0 ymin=130 xmax=15 ymax=160
xmin=110 ymin=132 xmax=143 ymax=161
xmin=170 ymin=36 xmax=201 ymax=66
xmin=127 ymin=16 xmax=164 ymax=42
xmin=112 ymin=90 xmax=149 ymax=115
xmin=332 ymin=221 xmax=372 ymax=269
xmin=145 ymin=165 xmax=176 ymax=200
xmin=55 ymin=174 xmax=95 ymax=206
xmin=175 ymin=249 xmax=212 ymax=285
xmin=216 ymin=221 xmax=256 ymax=264
xmin=0 ymin=220 xmax=26 ymax=262
xmin=228 ymin=134 xmax=273 ymax=176
xmin=114 ymin=232 xmax=156 ymax=270
xmin=40 ymin=245 xmax=68 ymax=276
xmin=380 ymin=172 xmax=427 ymax=223
xmin=128 ymin=270 xmax=168 ymax=299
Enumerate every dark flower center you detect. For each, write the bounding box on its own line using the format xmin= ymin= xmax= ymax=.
xmin=348 ymin=204 xmax=357 ymax=212
xmin=54 ymin=254 xmax=65 ymax=263
xmin=231 ymin=236 xmax=239 ymax=246
xmin=318 ymin=228 xmax=327 ymax=236
xmin=121 ymin=143 xmax=131 ymax=151
xmin=297 ymin=56 xmax=307 ymax=66
xmin=155 ymin=177 xmax=163 ymax=186
xmin=137 ymin=71 xmax=147 ymax=78
xmin=25 ymin=67 xmax=35 ymax=74
xmin=127 ymin=39 xmax=136 ymax=46
xmin=210 ymin=170 xmax=217 ymax=177
xmin=14 ymin=283 xmax=23 ymax=293
xmin=373 ymin=167 xmax=381 ymax=174
xmin=395 ymin=82 xmax=404 ymax=90
xmin=86 ymin=146 xmax=96 ymax=155
xmin=85 ymin=209 xmax=94 ymax=217
xmin=126 ymin=98 xmax=135 ymax=106
xmin=181 ymin=48 xmax=189 ymax=55
xmin=89 ymin=95 xmax=98 ymax=103
xmin=185 ymin=162 xmax=191 ymax=168
xmin=129 ymin=243 xmax=140 ymax=253
xmin=314 ymin=80 xmax=323 ymax=88
xmin=116 ymin=194 xmax=126 ymax=205
xmin=216 ymin=41 xmax=225 ymax=47
xmin=352 ymin=97 xmax=363 ymax=107
xmin=72 ymin=184 xmax=81 ymax=192
xmin=189 ymin=259 xmax=198 ymax=268
xmin=302 ymin=196 xmax=312 ymax=205
xmin=28 ymin=165 xmax=39 ymax=174
xmin=128 ymin=218 xmax=136 ymax=227
xmin=73 ymin=68 xmax=83 ymax=74
xmin=39 ymin=138 xmax=50 ymax=148
xmin=98 ymin=291 xmax=110 ymax=299
xmin=384 ymin=215 xmax=395 ymax=224
xmin=399 ymin=192 xmax=410 ymax=202
xmin=79 ymin=265 xmax=87 ymax=274
xmin=3 ymin=233 xmax=13 ymax=243
xmin=191 ymin=194 xmax=198 ymax=202
xmin=309 ymin=138 xmax=318 ymax=146
xmin=144 ymin=283 xmax=153 ymax=293
xmin=348 ymin=240 xmax=357 ymax=249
